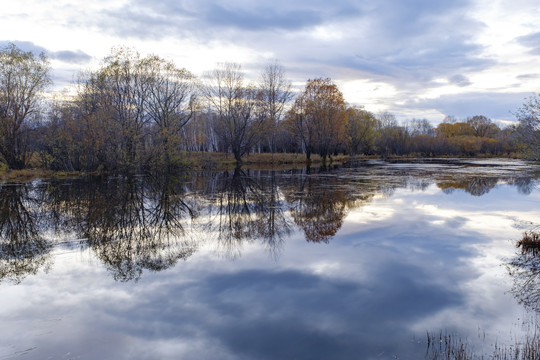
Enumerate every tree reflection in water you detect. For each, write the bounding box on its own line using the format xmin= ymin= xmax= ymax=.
xmin=82 ymin=175 xmax=198 ymax=282
xmin=508 ymin=231 xmax=540 ymax=312
xmin=0 ymin=165 xmax=537 ymax=283
xmin=0 ymin=183 xmax=52 ymax=283
xmin=283 ymin=171 xmax=350 ymax=243
xmin=437 ymin=176 xmax=499 ymax=196
xmin=204 ymin=167 xmax=293 ymax=259
xmin=438 ymin=174 xmax=539 ymax=197
xmin=511 ymin=177 xmax=538 ymax=195
xmin=282 ymin=166 xmax=382 ymax=243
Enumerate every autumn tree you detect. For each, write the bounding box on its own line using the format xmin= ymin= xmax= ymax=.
xmin=285 ymin=78 xmax=346 ymax=162
xmin=0 ymin=43 xmax=51 ymax=169
xmin=436 ymin=121 xmax=474 ymax=138
xmin=52 ymin=49 xmax=199 ymax=172
xmin=202 ymin=63 xmax=262 ymax=163
xmin=345 ymin=106 xmax=378 ymax=155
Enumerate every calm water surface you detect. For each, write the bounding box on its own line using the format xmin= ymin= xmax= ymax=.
xmin=1 ymin=159 xmax=540 ymax=359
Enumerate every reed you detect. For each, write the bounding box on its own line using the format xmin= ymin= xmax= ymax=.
xmin=517 ymin=231 xmax=540 ymax=255
xmin=425 ymin=331 xmax=540 ymax=360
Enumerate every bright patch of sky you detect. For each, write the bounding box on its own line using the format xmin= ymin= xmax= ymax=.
xmin=2 ymin=0 xmax=540 ymax=125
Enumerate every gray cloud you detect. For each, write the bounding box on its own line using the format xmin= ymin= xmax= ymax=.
xmin=131 ymin=0 xmax=363 ymax=31
xmin=52 ymin=49 xmax=92 ymax=64
xmin=85 ymin=0 xmax=490 ymax=88
xmin=0 ymin=40 xmax=46 ymax=55
xmin=5 ymin=0 xmax=521 ymax=121
xmin=517 ymin=73 xmax=540 ymax=80
xmin=517 ymin=31 xmax=540 ymax=54
xmin=401 ymin=92 xmax=529 ymax=121
xmin=449 ymin=74 xmax=472 ymax=87
xmin=0 ymin=40 xmax=92 ymax=64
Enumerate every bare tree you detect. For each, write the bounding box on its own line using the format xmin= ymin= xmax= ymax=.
xmin=0 ymin=43 xmax=51 ymax=169
xmin=202 ymin=63 xmax=262 ymax=163
xmin=516 ymin=94 xmax=540 ymax=160
xmin=144 ymin=56 xmax=197 ymax=168
xmin=99 ymin=47 xmax=151 ymax=170
xmin=408 ymin=118 xmax=434 ymax=136
xmin=466 ymin=115 xmax=497 ymax=137
xmin=258 ymin=61 xmax=293 ymax=154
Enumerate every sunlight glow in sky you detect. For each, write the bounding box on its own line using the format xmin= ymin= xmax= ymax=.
xmin=2 ymin=0 xmax=540 ymax=125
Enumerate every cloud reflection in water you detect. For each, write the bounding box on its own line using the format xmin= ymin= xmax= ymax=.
xmin=0 ymin=160 xmax=539 ymax=359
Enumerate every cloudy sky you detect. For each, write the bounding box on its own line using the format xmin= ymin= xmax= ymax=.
xmin=2 ymin=0 xmax=540 ymax=124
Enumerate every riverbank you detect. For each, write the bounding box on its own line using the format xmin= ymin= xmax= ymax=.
xmin=0 ymin=168 xmax=83 ymax=182
xmin=0 ymin=151 xmax=524 ymax=182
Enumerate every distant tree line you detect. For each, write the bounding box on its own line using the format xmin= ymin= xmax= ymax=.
xmin=0 ymin=43 xmax=537 ymax=172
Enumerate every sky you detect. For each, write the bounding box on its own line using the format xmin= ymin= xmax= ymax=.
xmin=2 ymin=0 xmax=540 ymax=125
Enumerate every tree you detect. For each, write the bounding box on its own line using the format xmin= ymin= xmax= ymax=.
xmin=72 ymin=70 xmax=119 ymax=171
xmin=516 ymin=94 xmax=540 ymax=159
xmin=0 ymin=43 xmax=51 ymax=169
xmin=98 ymin=47 xmax=151 ymax=170
xmin=375 ymin=112 xmax=410 ymax=156
xmin=466 ymin=115 xmax=498 ymax=137
xmin=285 ymin=78 xmax=346 ymax=162
xmin=202 ymin=63 xmax=261 ymax=163
xmin=258 ymin=61 xmax=293 ymax=154
xmin=408 ymin=118 xmax=434 ymax=136
xmin=436 ymin=122 xmax=474 ymax=138
xmin=345 ymin=107 xmax=378 ymax=155
xmin=145 ymin=56 xmax=197 ymax=168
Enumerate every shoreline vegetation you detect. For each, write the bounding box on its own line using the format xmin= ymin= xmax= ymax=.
xmin=1 ymin=43 xmax=539 ymax=177
xmin=0 ymin=152 xmax=527 ymax=182
xmin=0 ymin=152 xmax=349 ymax=181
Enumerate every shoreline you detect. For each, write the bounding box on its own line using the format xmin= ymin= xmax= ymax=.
xmin=0 ymin=152 xmax=526 ymax=182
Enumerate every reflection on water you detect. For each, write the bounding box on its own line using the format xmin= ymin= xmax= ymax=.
xmin=206 ymin=168 xmax=292 ymax=258
xmin=0 ymin=183 xmax=52 ymax=283
xmin=1 ymin=159 xmax=540 ymax=359
xmin=284 ymin=171 xmax=357 ymax=243
xmin=0 ymin=161 xmax=538 ymax=283
xmin=437 ymin=176 xmax=499 ymax=196
xmin=508 ymin=231 xmax=540 ymax=312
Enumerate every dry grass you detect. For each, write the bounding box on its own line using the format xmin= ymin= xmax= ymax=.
xmin=0 ymin=168 xmax=81 ymax=182
xmin=517 ymin=231 xmax=540 ymax=256
xmin=1 ymin=152 xmax=349 ymax=180
xmin=242 ymin=152 xmax=349 ymax=165
xmin=426 ymin=331 xmax=540 ymax=360
xmin=179 ymin=151 xmax=351 ymax=170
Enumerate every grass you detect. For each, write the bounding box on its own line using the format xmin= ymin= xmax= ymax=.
xmin=178 ymin=151 xmax=351 ymax=170
xmin=425 ymin=331 xmax=540 ymax=360
xmin=516 ymin=231 xmax=540 ymax=256
xmin=0 ymin=151 xmax=528 ymax=181
xmin=0 ymin=168 xmax=82 ymax=182
xmin=426 ymin=331 xmax=472 ymax=360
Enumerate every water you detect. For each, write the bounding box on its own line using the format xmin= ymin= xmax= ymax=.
xmin=1 ymin=159 xmax=540 ymax=359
